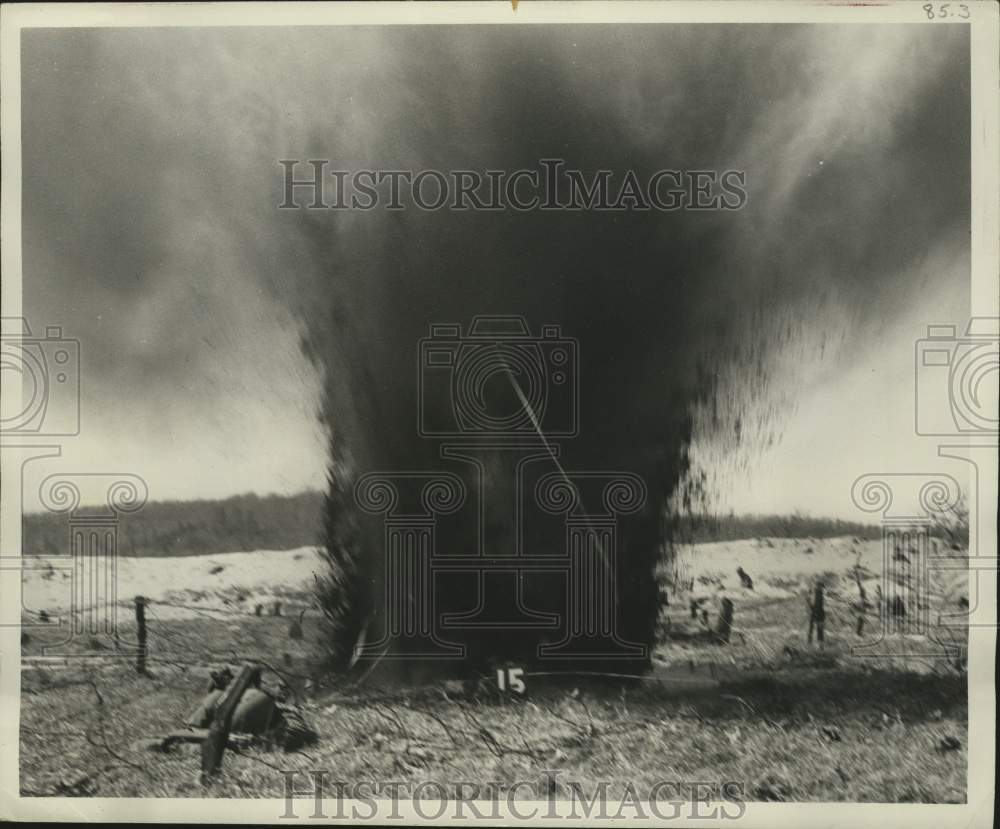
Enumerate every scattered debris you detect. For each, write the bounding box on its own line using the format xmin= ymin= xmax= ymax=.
xmin=53 ymin=774 xmax=98 ymax=797
xmin=807 ymin=584 xmax=825 ymax=644
xmin=754 ymin=774 xmax=792 ymax=802
xmin=715 ymin=597 xmax=734 ymax=645
xmin=937 ymin=735 xmax=961 ymax=753
xmin=166 ymin=664 xmax=318 ymax=757
xmin=442 ymin=679 xmax=467 ymax=699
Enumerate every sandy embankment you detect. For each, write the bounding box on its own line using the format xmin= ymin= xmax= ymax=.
xmin=20 ymin=536 xmax=967 ymax=622
xmin=20 ymin=546 xmax=325 ymax=620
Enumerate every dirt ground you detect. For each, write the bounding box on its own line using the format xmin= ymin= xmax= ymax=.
xmin=18 ymin=536 xmax=969 ymax=802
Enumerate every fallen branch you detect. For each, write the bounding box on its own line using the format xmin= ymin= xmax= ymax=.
xmin=84 ymin=679 xmax=151 ymax=776
xmin=371 ymin=701 xmax=411 ymax=754
xmin=720 ymin=693 xmax=785 ymax=731
xmin=457 ymin=704 xmax=547 ymax=761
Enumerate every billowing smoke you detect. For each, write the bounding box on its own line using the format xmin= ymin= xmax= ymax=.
xmin=276 ymin=27 xmax=969 ymax=673
xmin=21 ymin=25 xmax=969 ymax=674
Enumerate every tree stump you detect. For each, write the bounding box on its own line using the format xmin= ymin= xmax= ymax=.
xmin=807 ymin=585 xmax=825 ymax=644
xmin=716 ymin=598 xmax=734 ymax=645
xmin=135 ymin=596 xmax=148 ymax=674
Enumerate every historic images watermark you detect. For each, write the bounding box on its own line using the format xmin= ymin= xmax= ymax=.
xmin=2 ymin=469 xmax=150 ymax=657
xmin=279 ymin=771 xmax=747 ymax=821
xmin=849 ymin=317 xmax=998 ymax=659
xmin=277 ymin=159 xmax=748 ymax=212
xmin=850 ymin=472 xmax=964 ymax=659
xmin=352 ymin=315 xmax=646 ymax=664
xmin=1 ymin=316 xmax=150 ymax=659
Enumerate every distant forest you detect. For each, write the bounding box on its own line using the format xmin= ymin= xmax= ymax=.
xmin=670 ymin=512 xmax=881 ymax=544
xmin=22 ymin=491 xmax=325 ymax=558
xmin=22 ymin=490 xmax=885 ymax=558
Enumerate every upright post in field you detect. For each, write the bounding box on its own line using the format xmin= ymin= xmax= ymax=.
xmin=134 ymin=595 xmax=147 ymax=674
xmin=716 ymin=597 xmax=734 ymax=644
xmin=200 ymin=662 xmax=260 ymax=785
xmin=807 ymin=584 xmax=825 ymax=644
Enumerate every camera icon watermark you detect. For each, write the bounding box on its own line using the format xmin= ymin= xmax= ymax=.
xmin=418 ymin=316 xmax=578 ymax=439
xmin=0 ymin=317 xmax=80 ymax=436
xmin=914 ymin=317 xmax=998 ymax=437
xmin=352 ymin=315 xmax=647 ymax=667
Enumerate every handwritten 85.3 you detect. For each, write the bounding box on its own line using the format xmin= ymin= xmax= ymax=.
xmin=923 ymin=3 xmax=971 ymax=19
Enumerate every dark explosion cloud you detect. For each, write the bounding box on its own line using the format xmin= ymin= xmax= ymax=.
xmin=20 ymin=24 xmax=970 ymax=676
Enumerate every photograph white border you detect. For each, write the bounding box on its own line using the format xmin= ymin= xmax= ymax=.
xmin=1 ymin=2 xmax=996 ymax=825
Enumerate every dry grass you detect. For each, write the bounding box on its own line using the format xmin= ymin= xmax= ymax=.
xmin=19 ymin=610 xmax=967 ymax=802
xmin=18 ymin=537 xmax=969 ymax=802
xmin=19 ymin=658 xmax=966 ymax=803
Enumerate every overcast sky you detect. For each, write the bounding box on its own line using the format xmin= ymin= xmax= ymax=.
xmin=17 ymin=24 xmax=971 ymax=518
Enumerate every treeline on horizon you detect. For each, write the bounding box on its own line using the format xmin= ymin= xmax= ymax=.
xmin=22 ymin=489 xmax=888 ymax=558
xmin=22 ymin=491 xmax=325 ymax=558
xmin=669 ymin=512 xmax=882 ymax=544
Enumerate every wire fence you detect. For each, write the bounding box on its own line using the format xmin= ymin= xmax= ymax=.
xmin=21 ymin=592 xmax=326 ymax=694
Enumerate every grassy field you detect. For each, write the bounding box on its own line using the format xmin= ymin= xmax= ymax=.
xmin=19 ymin=649 xmax=968 ymax=803
xmin=18 ymin=536 xmax=969 ymax=802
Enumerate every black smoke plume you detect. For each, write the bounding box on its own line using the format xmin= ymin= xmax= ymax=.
xmin=19 ymin=25 xmax=970 ymax=678
xmin=288 ymin=26 xmax=969 ymax=677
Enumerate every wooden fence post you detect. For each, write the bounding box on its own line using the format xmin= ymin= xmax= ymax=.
xmin=200 ymin=662 xmax=260 ymax=785
xmin=135 ymin=596 xmax=147 ymax=675
xmin=807 ymin=584 xmax=825 ymax=644
xmin=853 ymin=569 xmax=868 ymax=637
xmin=716 ymin=598 xmax=734 ymax=644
